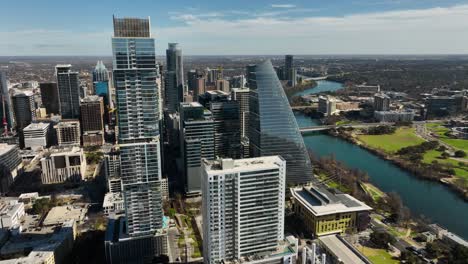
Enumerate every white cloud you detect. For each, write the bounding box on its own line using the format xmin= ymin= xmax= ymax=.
xmin=2 ymin=4 xmax=468 ymax=55
xmin=271 ymin=4 xmax=297 ymax=8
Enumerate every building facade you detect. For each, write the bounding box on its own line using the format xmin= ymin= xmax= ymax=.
xmin=0 ymin=71 xmax=14 ymax=131
xmin=80 ymin=96 xmax=104 ymax=146
xmin=39 ymin=82 xmax=60 ymax=115
xmin=202 ymin=156 xmax=286 ymax=263
xmin=179 ymin=102 xmax=215 ymax=194
xmin=0 ymin=144 xmax=23 ymax=194
xmin=112 ymin=16 xmax=164 ymax=239
xmin=55 ymin=121 xmax=80 ymax=146
xmin=56 ymin=65 xmax=81 ymax=119
xmin=40 ymin=146 xmax=87 ymax=184
xmin=248 ymin=60 xmax=313 ymax=184
xmin=374 ymin=93 xmax=391 ymax=111
xmin=164 ymin=43 xmax=184 ymax=113
xmin=23 ymin=122 xmax=50 ymax=150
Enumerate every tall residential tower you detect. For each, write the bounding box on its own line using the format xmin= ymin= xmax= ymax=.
xmin=56 ymin=65 xmax=81 ymax=119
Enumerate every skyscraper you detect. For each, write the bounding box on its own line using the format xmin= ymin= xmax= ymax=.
xmin=202 ymin=156 xmax=286 ymax=263
xmin=12 ymin=91 xmax=36 ymax=130
xmin=93 ymin=60 xmax=109 ymax=82
xmin=56 ymin=65 xmax=80 ymax=119
xmin=164 ymin=43 xmax=184 ymax=113
xmin=284 ymin=54 xmax=294 ymax=81
xmin=179 ymin=102 xmax=215 ymax=194
xmin=80 ymin=96 xmax=104 ymax=146
xmin=112 ymin=16 xmax=163 ymax=237
xmin=231 ymin=88 xmax=250 ymax=138
xmin=0 ymin=71 xmax=14 ymax=132
xmin=248 ymin=60 xmax=313 ymax=184
xmin=374 ymin=93 xmax=391 ymax=111
xmin=39 ymin=83 xmax=60 ymax=115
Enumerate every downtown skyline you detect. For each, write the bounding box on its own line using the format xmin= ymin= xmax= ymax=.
xmin=2 ymin=0 xmax=468 ymax=56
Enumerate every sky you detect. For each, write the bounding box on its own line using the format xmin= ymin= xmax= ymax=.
xmin=2 ymin=0 xmax=468 ymax=56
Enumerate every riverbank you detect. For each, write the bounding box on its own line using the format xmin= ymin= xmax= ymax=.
xmin=284 ymin=79 xmax=317 ymax=98
xmin=328 ymin=128 xmax=468 ymax=201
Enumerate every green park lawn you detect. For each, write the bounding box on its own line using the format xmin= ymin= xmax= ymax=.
xmin=358 ymin=127 xmax=425 ymax=153
xmin=426 ymin=123 xmax=468 ymax=152
xmin=357 ymin=246 xmax=399 ymax=264
xmin=423 ymin=150 xmax=468 ymax=179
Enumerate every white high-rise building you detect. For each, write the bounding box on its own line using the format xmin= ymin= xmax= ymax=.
xmin=23 ymin=122 xmax=49 ymax=150
xmin=202 ymin=156 xmax=286 ymax=263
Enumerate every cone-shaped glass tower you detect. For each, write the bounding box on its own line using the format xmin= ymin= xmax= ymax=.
xmin=248 ymin=60 xmax=313 ymax=184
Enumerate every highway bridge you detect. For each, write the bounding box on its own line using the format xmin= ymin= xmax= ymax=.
xmin=299 ymin=123 xmax=388 ymax=133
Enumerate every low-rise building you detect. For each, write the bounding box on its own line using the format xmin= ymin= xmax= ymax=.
xmin=374 ymin=110 xmax=415 ymax=123
xmin=290 ymin=185 xmax=372 ymax=237
xmin=40 ymin=146 xmax=87 ymax=184
xmin=23 ymin=122 xmax=50 ymax=150
xmin=0 ymin=200 xmax=25 ymax=229
xmin=318 ymin=235 xmax=371 ymax=264
xmin=318 ymin=96 xmax=338 ymax=116
xmin=103 ymin=192 xmax=124 ymax=215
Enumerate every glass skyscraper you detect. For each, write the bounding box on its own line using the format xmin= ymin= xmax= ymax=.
xmin=112 ymin=16 xmax=163 ymax=237
xmin=164 ymin=43 xmax=184 ymax=113
xmin=248 ymin=60 xmax=313 ymax=184
xmin=56 ymin=64 xmax=81 ymax=119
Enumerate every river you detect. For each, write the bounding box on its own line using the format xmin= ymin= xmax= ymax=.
xmin=294 ymin=80 xmax=468 ymax=240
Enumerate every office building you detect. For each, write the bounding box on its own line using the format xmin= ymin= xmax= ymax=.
xmin=56 ymin=65 xmax=80 ymax=119
xmin=80 ymin=96 xmax=104 ymax=146
xmin=249 ymin=60 xmax=313 ymax=184
xmin=318 ymin=95 xmax=338 ymax=116
xmin=290 ymin=185 xmax=372 ymax=237
xmin=199 ymin=91 xmax=240 ymax=158
xmin=284 ymin=55 xmax=294 ymax=81
xmin=0 ymin=144 xmax=22 ymax=194
xmin=39 ymin=82 xmax=60 ymax=115
xmin=93 ymin=60 xmax=109 ymax=82
xmin=12 ymin=91 xmax=35 ymax=127
xmin=112 ymin=16 xmax=164 ymax=240
xmin=374 ymin=93 xmax=390 ymax=111
xmin=187 ymin=69 xmax=198 ymax=92
xmin=23 ymin=122 xmax=50 ymax=150
xmin=231 ymin=88 xmax=250 ymax=138
xmin=55 ymin=120 xmax=80 ymax=146
xmin=194 ymin=77 xmax=206 ymax=98
xmin=206 ymin=67 xmax=223 ymax=85
xmin=374 ymin=110 xmax=415 ymax=123
xmin=164 ymin=43 xmax=184 ymax=113
xmin=427 ymin=95 xmax=468 ymax=116
xmin=179 ymin=102 xmax=215 ymax=194
xmin=202 ymin=156 xmax=286 ymax=263
xmin=215 ymin=79 xmax=230 ymax=93
xmin=0 ymin=71 xmax=14 ymax=131
xmin=40 ymin=146 xmax=86 ymax=184
xmin=229 ymin=75 xmax=246 ymax=89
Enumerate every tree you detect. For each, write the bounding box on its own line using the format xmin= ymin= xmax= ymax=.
xmin=400 ymin=251 xmax=422 ymax=264
xmin=454 ymin=150 xmax=467 ymax=158
xmin=447 ymin=244 xmax=468 ymax=264
xmin=370 ymin=231 xmax=396 ymax=249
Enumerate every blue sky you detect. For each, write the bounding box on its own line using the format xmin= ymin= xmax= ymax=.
xmin=2 ymin=0 xmax=468 ymax=55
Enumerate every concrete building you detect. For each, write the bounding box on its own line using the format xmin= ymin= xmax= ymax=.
xmin=40 ymin=146 xmax=87 ymax=184
xmin=0 ymin=144 xmax=23 ymax=194
xmin=39 ymin=82 xmax=60 ymax=115
xmin=104 ymin=217 xmax=168 ymax=264
xmin=374 ymin=93 xmax=390 ymax=111
xmin=23 ymin=122 xmax=50 ymax=150
xmin=318 ymin=235 xmax=371 ymax=264
xmin=216 ymin=79 xmax=230 ymax=93
xmin=290 ymin=185 xmax=372 ymax=237
xmin=206 ymin=67 xmax=223 ymax=85
xmin=249 ymin=60 xmax=313 ymax=184
xmin=231 ymin=88 xmax=250 ymax=139
xmin=284 ymin=55 xmax=294 ymax=82
xmin=103 ymin=192 xmax=124 ymax=215
xmin=0 ymin=200 xmax=25 ymax=229
xmin=80 ymin=96 xmax=104 ymax=146
xmin=55 ymin=120 xmax=80 ymax=146
xmin=103 ymin=145 xmax=121 ymax=193
xmin=202 ymin=156 xmax=286 ymax=263
xmin=56 ymin=65 xmax=80 ymax=119
xmin=0 ymin=71 xmax=14 ymax=131
xmin=229 ymin=75 xmax=246 ymax=89
xmin=427 ymin=94 xmax=468 ymax=116
xmin=374 ymin=110 xmax=415 ymax=123
xmin=318 ymin=96 xmax=338 ymax=116
xmin=179 ymin=102 xmax=215 ymax=194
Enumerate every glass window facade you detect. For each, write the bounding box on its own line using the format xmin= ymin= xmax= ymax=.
xmin=248 ymin=60 xmax=313 ymax=184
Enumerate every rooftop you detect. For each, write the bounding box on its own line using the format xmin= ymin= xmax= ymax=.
xmin=23 ymin=122 xmax=49 ymax=131
xmin=43 ymin=205 xmax=87 ymax=226
xmin=203 ymin=156 xmax=284 ymax=173
xmin=319 ymin=235 xmax=368 ymax=264
xmin=0 ymin=144 xmax=17 ymax=156
xmin=103 ymin=192 xmax=123 ymax=208
xmin=81 ymin=95 xmax=103 ymax=103
xmin=291 ymin=185 xmax=372 ymax=217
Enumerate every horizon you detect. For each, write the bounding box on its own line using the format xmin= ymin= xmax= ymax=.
xmin=3 ymin=0 xmax=468 ymax=56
